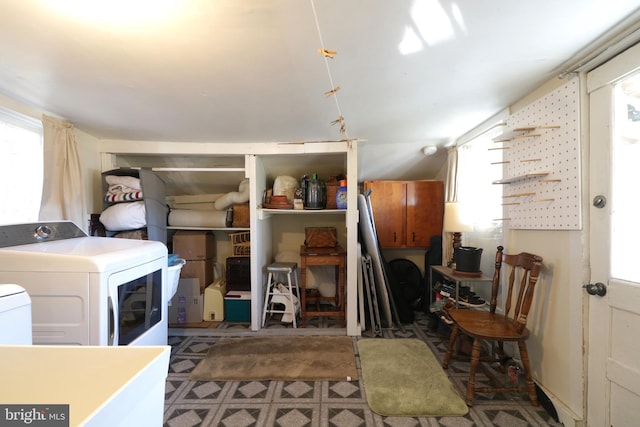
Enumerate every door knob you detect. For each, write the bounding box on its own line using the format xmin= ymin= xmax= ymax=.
xmin=583 ymin=282 xmax=607 ymax=297
xmin=593 ymin=195 xmax=606 ymax=208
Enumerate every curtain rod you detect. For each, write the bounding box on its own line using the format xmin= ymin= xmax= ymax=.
xmin=558 ymin=10 xmax=640 ymax=78
xmin=454 ymin=108 xmax=508 ymax=147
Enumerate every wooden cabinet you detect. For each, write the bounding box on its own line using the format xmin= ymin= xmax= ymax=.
xmin=364 ymin=180 xmax=444 ymax=248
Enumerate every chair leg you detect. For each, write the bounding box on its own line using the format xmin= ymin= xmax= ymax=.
xmin=465 ymin=337 xmax=483 ymax=406
xmin=518 ymin=341 xmax=539 ymax=406
xmin=442 ymin=325 xmax=459 ymax=369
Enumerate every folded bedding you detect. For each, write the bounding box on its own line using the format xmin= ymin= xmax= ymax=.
xmin=100 ymin=201 xmax=147 ymax=231
xmin=105 ymin=174 xmax=141 ymax=190
xmin=104 ymin=191 xmax=143 ymax=203
xmin=168 ymin=209 xmax=228 ymax=228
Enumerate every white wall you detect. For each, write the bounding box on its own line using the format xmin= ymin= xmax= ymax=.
xmin=508 ymin=229 xmax=585 ymax=424
xmin=500 ymin=76 xmax=588 ymax=425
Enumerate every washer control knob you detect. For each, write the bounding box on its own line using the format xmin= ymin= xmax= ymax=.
xmin=34 ymin=225 xmax=52 ymax=240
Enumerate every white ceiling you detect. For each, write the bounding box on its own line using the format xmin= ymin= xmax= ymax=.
xmin=1 ymin=0 xmax=640 ymax=182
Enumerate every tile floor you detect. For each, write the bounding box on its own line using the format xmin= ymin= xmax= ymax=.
xmin=164 ymin=312 xmax=563 ymax=427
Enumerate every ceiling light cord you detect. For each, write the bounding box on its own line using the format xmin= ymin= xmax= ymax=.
xmin=310 ymin=0 xmax=350 ymax=140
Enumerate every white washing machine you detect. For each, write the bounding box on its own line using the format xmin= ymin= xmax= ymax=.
xmin=0 ymin=221 xmax=168 ymax=346
xmin=0 ymin=284 xmax=32 ymax=344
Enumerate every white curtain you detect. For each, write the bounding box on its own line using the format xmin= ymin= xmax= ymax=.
xmin=38 ymin=114 xmax=86 ymax=230
xmin=442 ymin=146 xmax=458 ymax=265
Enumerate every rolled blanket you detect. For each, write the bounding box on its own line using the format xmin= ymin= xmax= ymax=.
xmin=168 ymin=209 xmax=229 ymax=228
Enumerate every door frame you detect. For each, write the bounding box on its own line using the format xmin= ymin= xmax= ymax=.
xmin=586 ymin=41 xmax=640 ymax=427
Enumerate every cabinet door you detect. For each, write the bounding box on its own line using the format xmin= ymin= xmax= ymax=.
xmin=406 ymin=181 xmax=443 ymax=248
xmin=364 ymin=181 xmax=405 ymax=248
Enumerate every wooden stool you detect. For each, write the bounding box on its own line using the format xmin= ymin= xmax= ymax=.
xmin=299 ymin=245 xmax=346 ymax=327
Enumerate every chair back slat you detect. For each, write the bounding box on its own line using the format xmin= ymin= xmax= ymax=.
xmin=490 ymin=247 xmax=543 ymax=333
xmin=489 ymin=246 xmax=504 ymax=313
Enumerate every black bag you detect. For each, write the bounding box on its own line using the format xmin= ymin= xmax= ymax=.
xmin=386 ymin=258 xmax=422 ymax=323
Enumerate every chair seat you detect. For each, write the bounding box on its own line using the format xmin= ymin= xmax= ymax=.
xmin=448 ymin=309 xmax=530 ymax=341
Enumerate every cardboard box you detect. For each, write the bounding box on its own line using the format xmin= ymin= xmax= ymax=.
xmin=169 ymin=278 xmax=203 ymax=324
xmin=172 ymin=230 xmax=216 ymax=260
xmin=181 ymin=258 xmax=214 ymax=293
xmin=232 ymin=203 xmax=250 ymax=228
xmin=224 ymin=291 xmax=251 ymax=322
xmin=203 ymin=279 xmax=226 ymax=321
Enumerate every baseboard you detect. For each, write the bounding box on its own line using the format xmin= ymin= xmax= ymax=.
xmin=535 ymin=381 xmax=583 ymax=427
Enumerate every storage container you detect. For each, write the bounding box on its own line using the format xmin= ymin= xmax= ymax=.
xmin=455 ymin=246 xmax=483 ymax=272
xmin=203 ymin=279 xmax=226 ymax=321
xmin=224 ymin=291 xmax=251 ymax=322
xmin=232 ymin=203 xmax=250 ymax=227
xmin=226 ymin=257 xmax=251 ymax=291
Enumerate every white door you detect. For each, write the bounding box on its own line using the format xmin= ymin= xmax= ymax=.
xmin=587 ymin=43 xmax=640 ymax=427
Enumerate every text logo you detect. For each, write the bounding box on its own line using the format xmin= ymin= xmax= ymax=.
xmin=0 ymin=405 xmax=69 ymax=426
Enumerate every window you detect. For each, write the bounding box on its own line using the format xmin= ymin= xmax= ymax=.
xmin=0 ymin=109 xmax=43 ymax=225
xmin=455 ymin=125 xmax=504 ymax=274
xmin=612 ymin=71 xmax=640 ymax=282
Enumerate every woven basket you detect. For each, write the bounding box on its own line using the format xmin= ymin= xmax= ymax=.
xmin=304 ymin=227 xmax=337 ymax=248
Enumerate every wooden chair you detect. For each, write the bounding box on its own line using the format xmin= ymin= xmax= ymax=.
xmin=442 ymin=245 xmax=543 ymax=406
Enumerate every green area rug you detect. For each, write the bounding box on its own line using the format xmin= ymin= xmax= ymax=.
xmin=190 ymin=335 xmax=358 ymax=381
xmin=358 ymin=338 xmax=468 ymax=417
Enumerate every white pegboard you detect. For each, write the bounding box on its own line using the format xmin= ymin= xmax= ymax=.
xmin=497 ymin=78 xmax=581 ymax=230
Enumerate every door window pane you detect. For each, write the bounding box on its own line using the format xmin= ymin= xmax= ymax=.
xmin=612 ymin=72 xmax=640 ymax=282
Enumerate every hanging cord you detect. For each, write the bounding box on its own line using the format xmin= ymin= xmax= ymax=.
xmin=310 ymin=0 xmax=350 ymax=140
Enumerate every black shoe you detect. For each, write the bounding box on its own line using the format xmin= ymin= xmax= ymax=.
xmin=440 ymin=284 xmax=456 ymax=298
xmin=458 ymin=294 xmax=486 ymax=307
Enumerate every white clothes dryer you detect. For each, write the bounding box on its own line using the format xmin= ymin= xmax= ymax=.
xmin=0 ymin=284 xmax=32 ymax=344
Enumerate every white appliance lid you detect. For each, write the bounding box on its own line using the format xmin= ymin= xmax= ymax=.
xmin=0 ymin=237 xmax=167 ymax=272
xmin=0 ymin=284 xmax=27 ymax=298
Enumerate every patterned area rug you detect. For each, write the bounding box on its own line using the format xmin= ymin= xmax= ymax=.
xmin=358 ymin=338 xmax=468 ymax=417
xmin=190 ymin=335 xmax=358 ymax=381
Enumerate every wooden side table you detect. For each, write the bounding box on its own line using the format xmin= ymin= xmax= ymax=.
xmin=299 ymin=245 xmax=346 ymax=327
